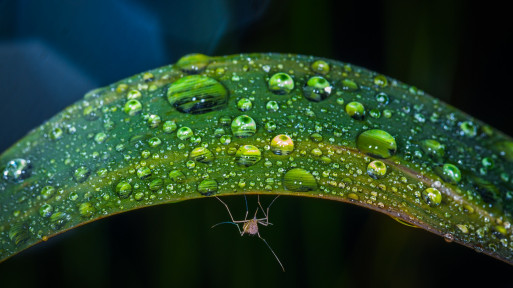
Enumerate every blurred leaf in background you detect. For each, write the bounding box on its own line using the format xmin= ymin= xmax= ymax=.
xmin=1 ymin=0 xmax=513 ymax=287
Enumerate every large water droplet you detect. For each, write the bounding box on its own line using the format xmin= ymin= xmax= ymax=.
xmin=311 ymin=60 xmax=330 ymax=75
xmin=167 ymin=75 xmax=228 ymax=114
xmin=116 ymin=181 xmax=132 ymax=199
xmin=169 ymin=170 xmax=186 ymax=183
xmin=270 ymin=134 xmax=294 ymax=155
xmin=237 ymin=98 xmax=253 ymax=111
xmin=79 ymin=202 xmax=95 ymax=218
xmin=356 ymin=130 xmax=397 ymax=159
xmin=420 ymin=139 xmax=445 ymax=160
xmin=373 ymin=75 xmax=388 ymax=87
xmin=163 ymin=120 xmax=177 ymax=133
xmin=41 ymin=186 xmax=55 ymax=200
xmin=438 ymin=163 xmax=462 ymax=184
xmin=367 ymin=160 xmax=387 ymax=179
xmin=460 ymin=121 xmax=477 ymax=137
xmin=124 ymin=100 xmax=143 ymax=116
xmin=198 ymin=179 xmax=218 ymax=196
xmin=283 ymin=168 xmax=318 ymax=192
xmin=177 ymin=127 xmax=194 ymax=140
xmin=268 ymin=73 xmax=294 ymax=95
xmin=137 ymin=167 xmax=152 ymax=180
xmin=342 ymin=79 xmax=358 ymax=91
xmin=3 ymin=158 xmax=32 ymax=183
xmin=235 ymin=145 xmax=262 ymax=167
xmin=176 ymin=53 xmax=211 ymax=73
xmin=345 ymin=101 xmax=365 ymax=120
xmin=190 ymin=147 xmax=215 ymax=164
xmin=73 ymin=166 xmax=91 ymax=183
xmin=39 ymin=204 xmax=53 ymax=218
xmin=422 ymin=188 xmax=442 ymax=206
xmin=9 ymin=223 xmax=29 ymax=245
xmin=231 ymin=115 xmax=257 ymax=138
xmin=302 ymin=76 xmax=332 ymax=102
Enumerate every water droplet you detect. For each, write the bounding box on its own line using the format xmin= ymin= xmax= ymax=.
xmin=198 ymin=179 xmax=218 ymax=196
xmin=422 ymin=187 xmax=442 ymax=206
xmin=149 ymin=178 xmax=164 ymax=191
xmin=9 ymin=223 xmax=29 ymax=245
xmin=167 ymin=75 xmax=228 ymax=114
xmin=79 ymin=202 xmax=95 ymax=218
xmin=342 ymin=79 xmax=358 ymax=91
xmin=375 ymin=92 xmax=390 ymax=105
xmin=482 ymin=157 xmax=494 ymax=169
xmin=169 ymin=170 xmax=186 ymax=183
xmin=148 ymin=114 xmax=162 ymax=128
xmin=143 ymin=72 xmax=154 ymax=82
xmin=127 ymin=89 xmax=142 ymax=100
xmin=373 ymin=75 xmax=388 ymax=87
xmin=50 ymin=212 xmax=70 ymax=230
xmin=367 ymin=160 xmax=387 ymax=179
xmin=39 ymin=204 xmax=53 ymax=218
xmin=73 ymin=166 xmax=90 ymax=183
xmin=231 ymin=115 xmax=257 ymax=138
xmin=268 ymin=72 xmax=294 ymax=95
xmin=177 ymin=127 xmax=194 ymax=140
xmin=369 ymin=109 xmax=381 ymax=118
xmin=310 ymin=133 xmax=323 ymax=142
xmin=439 ymin=163 xmax=462 ymax=184
xmin=163 ymin=120 xmax=177 ymax=133
xmin=265 ymin=121 xmax=277 ymax=132
xmin=176 ymin=53 xmax=211 ymax=73
xmin=41 ymin=186 xmax=55 ymax=200
xmin=311 ymin=60 xmax=330 ymax=75
xmin=420 ymin=139 xmax=445 ymax=159
xmin=345 ymin=101 xmax=365 ymax=120
xmin=270 ymin=134 xmax=294 ymax=155
xmin=94 ymin=132 xmax=107 ymax=144
xmin=124 ymin=99 xmax=143 ymax=116
xmin=302 ymin=76 xmax=332 ymax=102
xmin=237 ymin=98 xmax=253 ymax=111
xmin=460 ymin=121 xmax=477 ymax=137
xmin=50 ymin=127 xmax=63 ymax=140
xmin=190 ymin=147 xmax=215 ymax=164
xmin=235 ymin=145 xmax=262 ymax=167
xmin=220 ymin=135 xmax=232 ymax=145
xmin=83 ymin=106 xmax=100 ymax=120
xmin=137 ymin=167 xmax=152 ymax=179
xmin=116 ymin=181 xmax=132 ymax=199
xmin=3 ymin=158 xmax=32 ymax=183
xmin=283 ymin=168 xmax=318 ymax=192
xmin=266 ymin=101 xmax=279 ymax=112
xmin=356 ymin=130 xmax=397 ymax=159
xmin=148 ymin=137 xmax=162 ymax=147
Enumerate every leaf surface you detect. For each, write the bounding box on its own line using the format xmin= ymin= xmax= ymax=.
xmin=1 ymin=53 xmax=513 ymax=264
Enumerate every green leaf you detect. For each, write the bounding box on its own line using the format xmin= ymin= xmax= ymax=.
xmin=1 ymin=53 xmax=513 ymax=265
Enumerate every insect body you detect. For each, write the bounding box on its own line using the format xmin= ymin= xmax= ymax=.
xmin=213 ymin=195 xmax=284 ymax=271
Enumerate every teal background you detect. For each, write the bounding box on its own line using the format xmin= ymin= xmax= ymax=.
xmin=1 ymin=0 xmax=513 ymax=287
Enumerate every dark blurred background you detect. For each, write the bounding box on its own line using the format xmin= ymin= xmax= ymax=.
xmin=1 ymin=0 xmax=513 ymax=287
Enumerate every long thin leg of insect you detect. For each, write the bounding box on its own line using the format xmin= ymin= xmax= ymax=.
xmin=243 ymin=194 xmax=249 ymax=222
xmin=258 ymin=195 xmax=280 ymax=225
xmin=257 ymin=232 xmax=285 ymax=272
xmin=214 ymin=196 xmax=242 ymax=234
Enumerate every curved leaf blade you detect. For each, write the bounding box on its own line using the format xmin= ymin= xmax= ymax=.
xmin=1 ymin=53 xmax=513 ymax=264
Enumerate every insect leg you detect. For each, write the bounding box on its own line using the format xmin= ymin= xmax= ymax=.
xmin=257 ymin=232 xmax=285 ymax=272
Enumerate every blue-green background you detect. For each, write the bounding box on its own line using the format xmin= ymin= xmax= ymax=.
xmin=1 ymin=0 xmax=513 ymax=287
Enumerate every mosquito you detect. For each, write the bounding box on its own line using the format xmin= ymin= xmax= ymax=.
xmin=212 ymin=195 xmax=285 ymax=272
